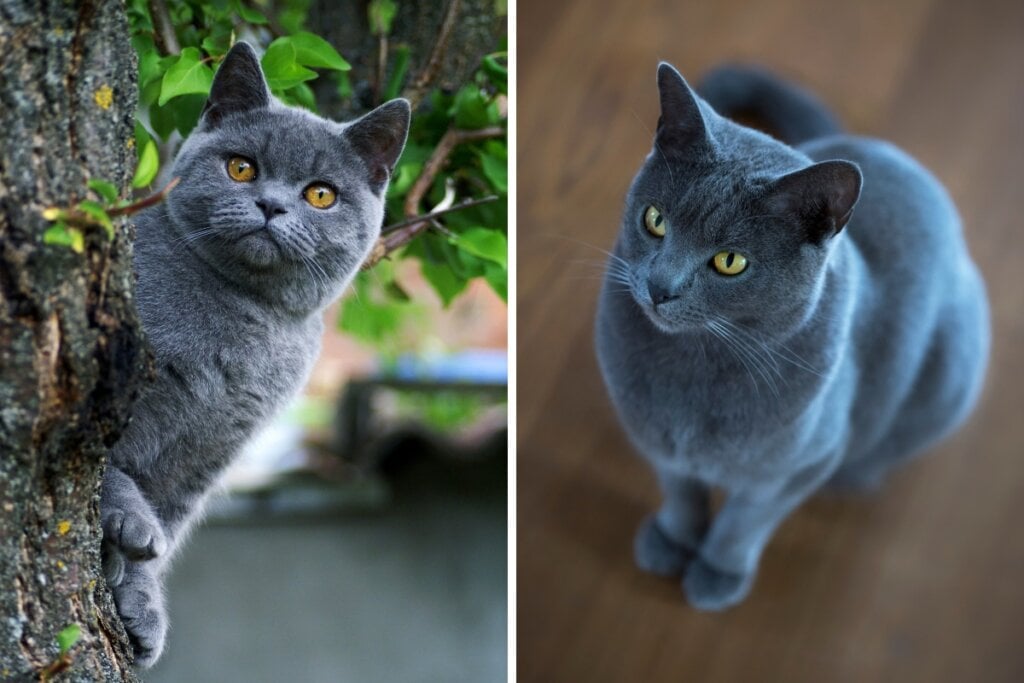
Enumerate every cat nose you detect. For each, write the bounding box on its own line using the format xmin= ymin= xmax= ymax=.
xmin=255 ymin=198 xmax=287 ymax=220
xmin=648 ymin=280 xmax=678 ymax=305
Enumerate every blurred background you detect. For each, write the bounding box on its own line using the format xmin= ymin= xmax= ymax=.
xmin=518 ymin=0 xmax=1023 ymax=681
xmin=127 ymin=1 xmax=508 ymax=680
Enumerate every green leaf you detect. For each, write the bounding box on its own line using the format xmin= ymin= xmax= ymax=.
xmin=159 ymin=47 xmax=214 ymax=106
xmin=232 ymin=0 xmax=268 ymax=24
xmin=285 ymin=32 xmax=351 ymax=71
xmin=132 ymin=34 xmax=163 ymax=87
xmin=43 ymin=222 xmax=84 ymax=253
xmin=368 ymin=0 xmax=398 ymax=36
xmin=483 ymin=261 xmax=507 ymax=301
xmin=56 ymin=624 xmax=82 ymax=655
xmin=481 ymin=53 xmax=508 ymax=93
xmin=133 ymin=138 xmax=159 ymax=188
xmin=420 ymin=257 xmax=468 ymax=307
xmin=88 ymin=178 xmax=118 ymax=203
xmin=261 ymin=41 xmax=318 ymax=91
xmin=451 ymin=84 xmax=491 ymax=129
xmin=383 ymin=44 xmax=410 ymax=101
xmin=478 ymin=148 xmax=508 ymax=193
xmin=453 ymin=228 xmax=507 ymax=268
xmin=78 ymin=200 xmax=114 ymax=239
xmin=283 ymin=82 xmax=317 ymax=111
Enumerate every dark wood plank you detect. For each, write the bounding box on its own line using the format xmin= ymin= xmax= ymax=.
xmin=517 ymin=0 xmax=1024 ymax=681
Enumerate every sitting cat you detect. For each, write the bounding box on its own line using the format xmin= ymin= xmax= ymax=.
xmin=595 ymin=63 xmax=989 ymax=611
xmin=101 ymin=41 xmax=410 ymax=665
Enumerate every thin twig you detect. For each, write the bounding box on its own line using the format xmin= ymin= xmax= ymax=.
xmin=375 ymin=34 xmax=389 ymax=105
xmin=43 ymin=178 xmax=180 ymax=230
xmin=381 ymin=195 xmax=499 ymax=234
xmin=362 ymin=125 xmax=503 ymax=269
xmin=149 ymin=0 xmax=180 ymax=55
xmin=108 ymin=177 xmax=180 ymax=218
xmin=401 ymin=0 xmax=461 ymax=110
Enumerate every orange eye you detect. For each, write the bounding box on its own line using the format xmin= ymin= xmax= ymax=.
xmin=304 ymin=183 xmax=336 ymax=209
xmin=227 ymin=156 xmax=256 ymax=182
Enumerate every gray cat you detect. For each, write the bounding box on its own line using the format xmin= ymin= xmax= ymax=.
xmin=100 ymin=42 xmax=409 ymax=665
xmin=595 ymin=63 xmax=989 ymax=611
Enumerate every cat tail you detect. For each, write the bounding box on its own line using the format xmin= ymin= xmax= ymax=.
xmin=697 ymin=65 xmax=842 ymax=146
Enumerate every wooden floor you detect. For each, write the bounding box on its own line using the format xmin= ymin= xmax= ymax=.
xmin=515 ymin=0 xmax=1024 ymax=681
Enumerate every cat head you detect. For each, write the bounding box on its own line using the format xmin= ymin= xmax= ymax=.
xmin=614 ymin=62 xmax=861 ymax=336
xmin=166 ymin=41 xmax=410 ymax=312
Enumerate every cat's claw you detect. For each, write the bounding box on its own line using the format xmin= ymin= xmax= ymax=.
xmin=683 ymin=557 xmax=754 ymax=611
xmin=102 ymin=507 xmax=167 ymax=561
xmin=634 ymin=516 xmax=696 ymax=577
xmin=112 ymin=564 xmax=168 ymax=668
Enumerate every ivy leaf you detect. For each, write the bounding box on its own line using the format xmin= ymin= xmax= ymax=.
xmin=88 ymin=178 xmax=118 ymax=203
xmin=262 ymin=41 xmax=318 ymax=91
xmin=133 ymin=138 xmax=159 ymax=188
xmin=232 ymin=0 xmax=268 ymax=24
xmin=159 ymin=47 xmax=214 ymax=106
xmin=132 ymin=34 xmax=163 ymax=87
xmin=453 ymin=228 xmax=507 ymax=268
xmin=56 ymin=624 xmax=82 ymax=656
xmin=481 ymin=53 xmax=508 ymax=93
xmin=283 ymin=32 xmax=351 ymax=71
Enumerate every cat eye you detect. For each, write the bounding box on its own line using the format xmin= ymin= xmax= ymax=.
xmin=226 ymin=156 xmax=257 ymax=182
xmin=304 ymin=183 xmax=337 ymax=209
xmin=643 ymin=205 xmax=666 ymax=237
xmin=712 ymin=251 xmax=748 ymax=276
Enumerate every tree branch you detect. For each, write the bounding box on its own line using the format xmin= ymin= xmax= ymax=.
xmin=362 ymin=125 xmax=503 ymax=270
xmin=149 ymin=0 xmax=180 ymax=55
xmin=401 ymin=0 xmax=461 ymax=110
xmin=381 ymin=195 xmax=499 ymax=234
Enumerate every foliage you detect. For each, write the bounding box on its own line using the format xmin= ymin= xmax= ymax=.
xmin=125 ymin=0 xmax=508 ymax=352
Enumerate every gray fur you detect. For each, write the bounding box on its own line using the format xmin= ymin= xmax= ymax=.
xmin=101 ymin=42 xmax=410 ymax=665
xmin=595 ymin=63 xmax=989 ymax=611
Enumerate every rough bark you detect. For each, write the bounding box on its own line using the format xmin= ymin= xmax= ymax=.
xmin=0 ymin=1 xmax=146 ymax=681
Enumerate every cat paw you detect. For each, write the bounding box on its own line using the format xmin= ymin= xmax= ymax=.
xmin=102 ymin=541 xmax=126 ymax=587
xmin=634 ymin=516 xmax=696 ymax=577
xmin=112 ymin=565 xmax=168 ymax=668
xmin=102 ymin=506 xmax=167 ymax=561
xmin=683 ymin=557 xmax=754 ymax=611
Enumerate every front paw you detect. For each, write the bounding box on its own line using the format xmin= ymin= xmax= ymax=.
xmin=102 ymin=506 xmax=167 ymax=561
xmin=634 ymin=516 xmax=696 ymax=577
xmin=683 ymin=557 xmax=754 ymax=611
xmin=113 ymin=565 xmax=168 ymax=668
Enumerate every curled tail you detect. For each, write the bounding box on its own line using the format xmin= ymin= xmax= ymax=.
xmin=697 ymin=65 xmax=842 ymax=146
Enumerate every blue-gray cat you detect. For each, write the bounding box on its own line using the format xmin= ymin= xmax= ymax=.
xmin=595 ymin=63 xmax=989 ymax=611
xmin=100 ymin=42 xmax=409 ymax=665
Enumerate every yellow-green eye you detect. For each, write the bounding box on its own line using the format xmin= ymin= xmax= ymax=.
xmin=227 ymin=156 xmax=256 ymax=182
xmin=304 ymin=183 xmax=336 ymax=209
xmin=713 ymin=251 xmax=748 ymax=276
xmin=644 ymin=205 xmax=666 ymax=237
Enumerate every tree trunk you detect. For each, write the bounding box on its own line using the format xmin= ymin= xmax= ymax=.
xmin=0 ymin=1 xmax=146 ymax=681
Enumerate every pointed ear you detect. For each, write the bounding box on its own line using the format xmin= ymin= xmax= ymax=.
xmin=655 ymin=62 xmax=711 ymax=154
xmin=345 ymin=99 xmax=411 ymax=192
xmin=201 ymin=42 xmax=271 ymax=128
xmin=766 ymin=160 xmax=862 ymax=242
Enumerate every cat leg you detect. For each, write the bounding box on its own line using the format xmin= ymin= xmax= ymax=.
xmin=112 ymin=560 xmax=168 ymax=668
xmin=685 ymin=459 xmax=834 ymax=611
xmin=101 ymin=465 xmax=168 ymax=562
xmin=635 ymin=473 xmax=709 ymax=577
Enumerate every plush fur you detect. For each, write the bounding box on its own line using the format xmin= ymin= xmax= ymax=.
xmin=101 ymin=42 xmax=410 ymax=665
xmin=594 ymin=63 xmax=989 ymax=611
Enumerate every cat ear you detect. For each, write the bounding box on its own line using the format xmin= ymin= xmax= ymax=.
xmin=201 ymin=42 xmax=271 ymax=128
xmin=767 ymin=160 xmax=862 ymax=242
xmin=345 ymin=99 xmax=411 ymax=191
xmin=655 ymin=62 xmax=711 ymax=154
